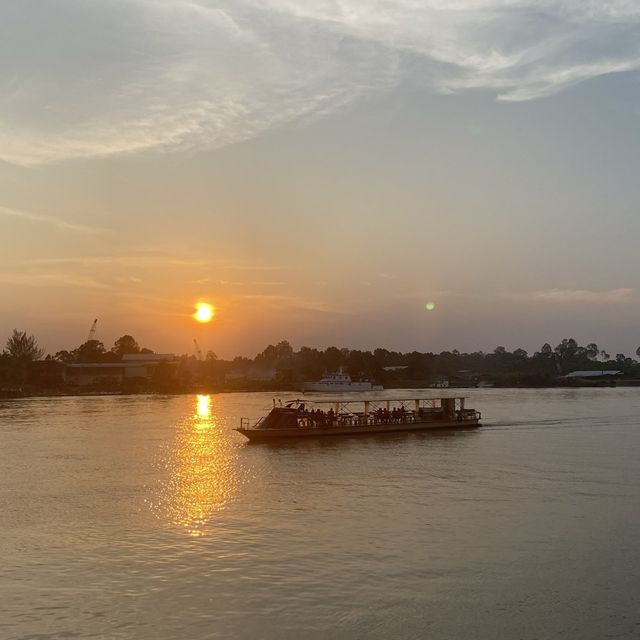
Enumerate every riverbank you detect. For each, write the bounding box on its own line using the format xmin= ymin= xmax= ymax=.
xmin=5 ymin=378 xmax=640 ymax=400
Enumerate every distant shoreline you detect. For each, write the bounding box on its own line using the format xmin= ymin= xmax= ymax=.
xmin=4 ymin=381 xmax=640 ymax=400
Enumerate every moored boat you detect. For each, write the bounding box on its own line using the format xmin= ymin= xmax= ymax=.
xmin=236 ymin=396 xmax=481 ymax=442
xmin=302 ymin=370 xmax=383 ymax=392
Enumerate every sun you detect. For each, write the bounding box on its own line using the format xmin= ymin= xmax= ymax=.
xmin=193 ymin=303 xmax=214 ymax=323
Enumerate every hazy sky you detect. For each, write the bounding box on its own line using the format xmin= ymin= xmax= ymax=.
xmin=2 ymin=1 xmax=640 ymax=358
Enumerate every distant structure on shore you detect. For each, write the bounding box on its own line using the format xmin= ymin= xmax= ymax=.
xmin=30 ymin=353 xmax=177 ymax=389
xmin=303 ymin=370 xmax=383 ymax=392
xmin=560 ymin=370 xmax=622 ymax=382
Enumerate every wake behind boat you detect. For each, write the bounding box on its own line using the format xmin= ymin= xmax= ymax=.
xmin=303 ymin=370 xmax=383 ymax=392
xmin=236 ymin=396 xmax=481 ymax=442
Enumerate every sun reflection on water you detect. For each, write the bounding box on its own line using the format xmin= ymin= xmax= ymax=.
xmin=196 ymin=394 xmax=211 ymax=420
xmin=150 ymin=394 xmax=241 ymax=537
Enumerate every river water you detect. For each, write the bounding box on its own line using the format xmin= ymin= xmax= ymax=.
xmin=1 ymin=388 xmax=640 ymax=639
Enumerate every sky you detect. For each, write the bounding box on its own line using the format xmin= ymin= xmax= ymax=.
xmin=2 ymin=0 xmax=640 ymax=359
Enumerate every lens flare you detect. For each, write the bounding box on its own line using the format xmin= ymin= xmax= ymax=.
xmin=194 ymin=303 xmax=214 ymax=323
xmin=425 ymin=302 xmax=436 ymax=311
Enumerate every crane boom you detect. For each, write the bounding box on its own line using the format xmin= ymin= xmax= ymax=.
xmin=87 ymin=318 xmax=98 ymax=342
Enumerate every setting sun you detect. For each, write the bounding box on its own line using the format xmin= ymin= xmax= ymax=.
xmin=193 ymin=303 xmax=214 ymax=323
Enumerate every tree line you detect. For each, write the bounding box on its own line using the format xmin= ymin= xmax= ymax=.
xmin=3 ymin=329 xmax=640 ymax=392
xmin=222 ymin=338 xmax=640 ymax=388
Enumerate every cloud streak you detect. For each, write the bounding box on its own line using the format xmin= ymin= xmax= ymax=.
xmin=0 ymin=205 xmax=107 ymax=234
xmin=520 ymin=287 xmax=636 ymax=303
xmin=0 ymin=273 xmax=112 ymax=289
xmin=26 ymin=254 xmax=291 ymax=272
xmin=1 ymin=0 xmax=639 ymax=165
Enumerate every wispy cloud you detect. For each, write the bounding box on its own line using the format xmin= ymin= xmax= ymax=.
xmin=26 ymin=254 xmax=289 ymax=271
xmin=27 ymin=255 xmax=212 ymax=267
xmin=516 ymin=287 xmax=636 ymax=303
xmin=0 ymin=273 xmax=112 ymax=289
xmin=1 ymin=1 xmax=639 ymax=165
xmin=0 ymin=205 xmax=107 ymax=234
xmin=396 ymin=287 xmax=637 ymax=304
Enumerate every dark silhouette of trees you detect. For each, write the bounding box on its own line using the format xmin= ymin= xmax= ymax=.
xmin=5 ymin=327 xmax=640 ymax=395
xmin=53 ymin=350 xmax=74 ymax=363
xmin=111 ymin=335 xmax=140 ymax=356
xmin=5 ymin=330 xmax=45 ymax=360
xmin=72 ymin=340 xmax=107 ymax=363
xmin=50 ymin=335 xmax=152 ymax=364
xmin=110 ymin=335 xmax=154 ymax=357
xmin=1 ymin=330 xmax=46 ymax=387
xmin=586 ymin=343 xmax=599 ymax=360
xmin=150 ymin=361 xmax=175 ymax=393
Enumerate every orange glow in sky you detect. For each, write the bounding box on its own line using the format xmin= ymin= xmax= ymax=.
xmin=193 ymin=303 xmax=214 ymax=323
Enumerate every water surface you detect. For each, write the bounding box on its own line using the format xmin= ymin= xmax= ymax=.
xmin=1 ymin=389 xmax=640 ymax=639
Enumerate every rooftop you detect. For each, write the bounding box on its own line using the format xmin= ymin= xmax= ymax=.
xmin=562 ymin=370 xmax=622 ymax=378
xmin=121 ymin=353 xmax=175 ymax=362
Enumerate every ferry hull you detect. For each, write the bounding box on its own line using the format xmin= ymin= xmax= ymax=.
xmin=237 ymin=419 xmax=481 ymax=442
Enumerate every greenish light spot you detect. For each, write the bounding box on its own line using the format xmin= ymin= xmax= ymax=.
xmin=426 ymin=302 xmax=435 ymax=311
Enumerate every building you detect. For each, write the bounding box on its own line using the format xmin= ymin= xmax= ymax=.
xmin=561 ymin=370 xmax=622 ymax=380
xmin=28 ymin=360 xmax=66 ymax=387
xmin=64 ymin=354 xmax=177 ymax=387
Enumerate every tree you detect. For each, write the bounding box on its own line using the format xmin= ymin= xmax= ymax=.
xmin=111 ymin=335 xmax=140 ymax=357
xmin=274 ymin=340 xmax=293 ymax=361
xmin=150 ymin=361 xmax=177 ymax=393
xmin=5 ymin=330 xmax=45 ymax=360
xmin=586 ymin=343 xmax=599 ymax=360
xmin=73 ymin=340 xmax=107 ymax=363
xmin=537 ymin=343 xmax=553 ymax=357
xmin=324 ymin=346 xmax=343 ymax=371
xmin=555 ymin=338 xmax=578 ymax=362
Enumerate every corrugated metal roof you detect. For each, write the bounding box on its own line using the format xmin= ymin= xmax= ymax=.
xmin=562 ymin=370 xmax=622 ymax=378
xmin=66 ymin=360 xmax=176 ymax=369
xmin=121 ymin=353 xmax=175 ymax=361
xmin=66 ymin=363 xmax=125 ymax=369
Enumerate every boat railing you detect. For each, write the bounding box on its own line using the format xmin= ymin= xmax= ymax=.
xmin=298 ymin=411 xmax=424 ymax=428
xmin=238 ymin=401 xmax=481 ymax=431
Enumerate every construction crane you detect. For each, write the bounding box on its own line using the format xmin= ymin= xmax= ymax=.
xmin=193 ymin=338 xmax=204 ymax=361
xmin=87 ymin=319 xmax=98 ymax=342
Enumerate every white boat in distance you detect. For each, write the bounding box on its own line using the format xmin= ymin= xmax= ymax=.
xmin=303 ymin=370 xmax=383 ymax=392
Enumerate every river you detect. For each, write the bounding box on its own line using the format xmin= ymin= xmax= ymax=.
xmin=1 ymin=389 xmax=639 ymax=639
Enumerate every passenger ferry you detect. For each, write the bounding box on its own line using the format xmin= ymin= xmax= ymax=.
xmin=236 ymin=396 xmax=481 ymax=442
xmin=303 ymin=370 xmax=383 ymax=392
